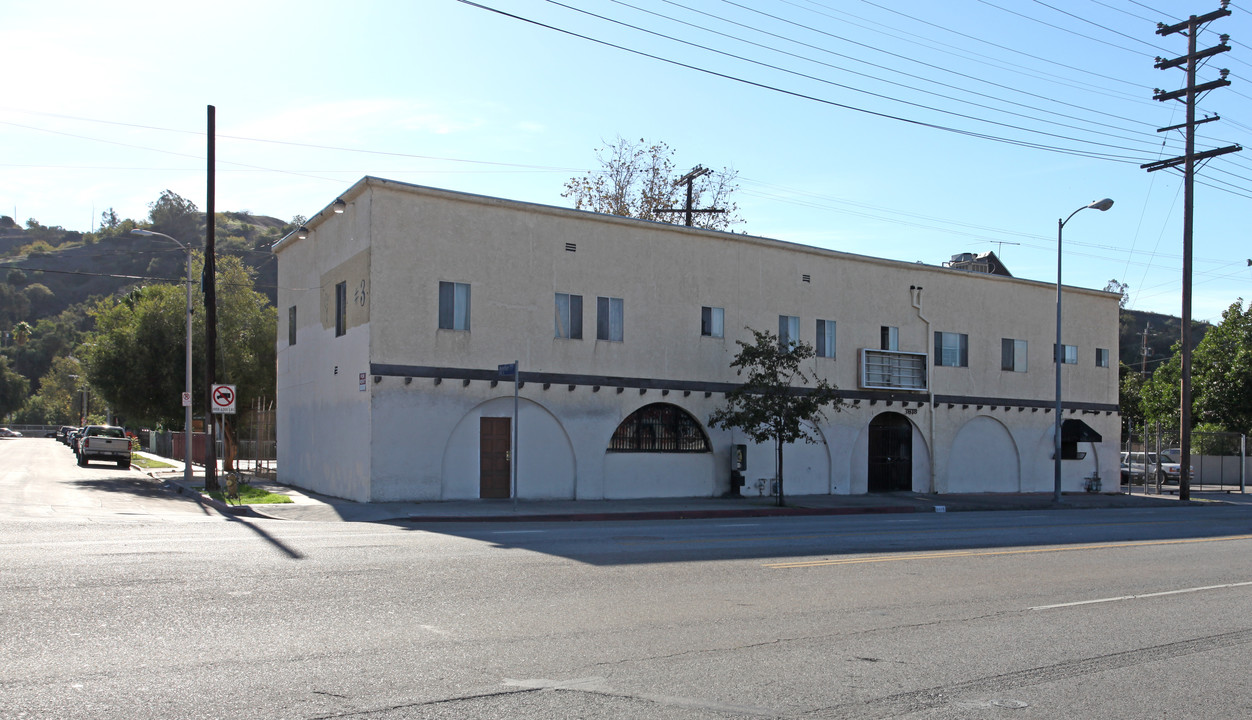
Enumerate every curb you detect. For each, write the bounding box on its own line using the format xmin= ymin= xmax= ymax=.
xmin=395 ymin=505 xmax=921 ymax=524
xmin=151 ymin=474 xmax=263 ymax=518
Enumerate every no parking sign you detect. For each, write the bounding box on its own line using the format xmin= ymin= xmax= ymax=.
xmin=211 ymin=384 xmax=237 ymax=414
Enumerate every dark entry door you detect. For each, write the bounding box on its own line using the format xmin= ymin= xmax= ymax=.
xmin=868 ymin=413 xmax=912 ymax=493
xmin=479 ymin=417 xmax=511 ymax=498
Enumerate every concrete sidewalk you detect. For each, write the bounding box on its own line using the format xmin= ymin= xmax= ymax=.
xmin=135 ymin=451 xmax=1233 ymax=524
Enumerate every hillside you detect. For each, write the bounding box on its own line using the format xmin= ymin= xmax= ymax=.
xmin=0 ymin=211 xmax=285 ymax=332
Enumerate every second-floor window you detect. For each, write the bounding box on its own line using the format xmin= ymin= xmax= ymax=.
xmin=1001 ymin=338 xmax=1027 ymax=372
xmin=334 ymin=282 xmax=347 ymax=337
xmin=597 ymin=296 xmax=624 ymax=342
xmin=816 ymin=319 xmax=836 ymax=358
xmin=701 ymin=306 xmax=724 ymax=338
xmin=438 ymin=281 xmax=471 ymax=331
xmin=288 ymin=306 xmax=297 ymax=346
xmin=779 ymin=315 xmax=799 ymax=348
xmin=935 ymin=331 xmax=968 ymax=367
xmin=1054 ymin=343 xmax=1077 ymax=364
xmin=881 ymin=326 xmax=899 ymax=351
xmin=555 ymin=293 xmax=582 ymax=339
xmin=1096 ymin=348 xmax=1110 ymax=367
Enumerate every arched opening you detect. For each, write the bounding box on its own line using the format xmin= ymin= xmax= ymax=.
xmin=608 ymin=403 xmax=711 ymax=453
xmin=868 ymin=412 xmax=913 ymax=492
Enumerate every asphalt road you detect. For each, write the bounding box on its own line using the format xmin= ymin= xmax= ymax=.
xmin=3 ymin=437 xmax=1252 ymax=718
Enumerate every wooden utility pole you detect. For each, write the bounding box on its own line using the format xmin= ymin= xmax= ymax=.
xmin=1142 ymin=3 xmax=1240 ymax=502
xmin=204 ymin=105 xmax=219 ymax=492
xmin=655 ymin=165 xmax=725 ymax=227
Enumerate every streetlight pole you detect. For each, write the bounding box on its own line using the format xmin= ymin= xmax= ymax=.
xmin=132 ymin=229 xmax=194 ymax=488
xmin=1055 ymin=198 xmax=1114 ymax=503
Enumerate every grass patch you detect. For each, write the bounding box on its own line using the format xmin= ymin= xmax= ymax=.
xmin=198 ymin=483 xmax=293 ymax=505
xmin=131 ymin=455 xmax=176 ymax=470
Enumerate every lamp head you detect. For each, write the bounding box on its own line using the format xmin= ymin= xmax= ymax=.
xmin=1087 ymin=198 xmax=1114 ymax=211
xmin=296 ymin=226 xmax=310 ymax=239
xmin=332 ymin=199 xmax=346 ymax=214
xmin=130 ymin=229 xmax=155 ymax=237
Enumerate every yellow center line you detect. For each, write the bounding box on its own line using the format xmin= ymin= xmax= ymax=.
xmin=764 ymin=534 xmax=1252 ymax=568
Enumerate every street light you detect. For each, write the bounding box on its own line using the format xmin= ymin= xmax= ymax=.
xmin=1055 ymin=198 xmax=1114 ymax=503
xmin=132 ymin=228 xmax=194 ymax=487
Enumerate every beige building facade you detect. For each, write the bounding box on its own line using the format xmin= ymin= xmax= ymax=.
xmin=274 ymin=177 xmax=1120 ymax=502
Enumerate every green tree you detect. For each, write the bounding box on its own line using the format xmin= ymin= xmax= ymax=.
xmin=562 ymin=136 xmax=743 ymax=231
xmin=148 ymin=189 xmax=200 ymax=246
xmin=16 ymin=355 xmax=83 ymax=424
xmin=0 ymin=356 xmax=29 ymax=419
xmin=100 ymin=207 xmax=120 ymax=231
xmin=708 ymin=328 xmax=843 ymax=506
xmin=1119 ymin=367 xmax=1145 ymax=434
xmin=1192 ymin=299 xmax=1252 ymax=433
xmin=83 ymin=253 xmax=275 ymax=428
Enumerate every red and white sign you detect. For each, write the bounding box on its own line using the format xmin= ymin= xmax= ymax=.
xmin=181 ymin=391 xmax=192 ymax=407
xmin=211 ymin=384 xmax=237 ymax=414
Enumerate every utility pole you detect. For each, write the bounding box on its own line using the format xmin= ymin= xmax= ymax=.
xmin=1140 ymin=324 xmax=1151 ymax=377
xmin=204 ymin=105 xmax=219 ymax=492
xmin=655 ymin=165 xmax=726 ymax=227
xmin=1142 ymin=3 xmax=1240 ymax=502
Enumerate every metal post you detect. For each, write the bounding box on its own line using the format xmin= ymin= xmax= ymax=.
xmin=512 ymin=360 xmax=519 ymax=509
xmin=183 ymin=244 xmax=193 ymax=487
xmin=1054 ymin=216 xmax=1064 ymax=503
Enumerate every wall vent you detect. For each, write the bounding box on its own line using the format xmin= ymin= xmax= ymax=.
xmin=565 ymin=242 xmax=577 ymax=252
xmin=802 ymin=274 xmax=811 ymax=283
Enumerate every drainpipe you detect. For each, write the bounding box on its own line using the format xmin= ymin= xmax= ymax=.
xmin=911 ymin=285 xmax=936 ymax=493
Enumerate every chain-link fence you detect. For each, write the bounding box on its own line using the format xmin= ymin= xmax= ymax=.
xmin=145 ymin=398 xmax=275 ymax=478
xmin=1120 ymin=421 xmax=1247 ymax=493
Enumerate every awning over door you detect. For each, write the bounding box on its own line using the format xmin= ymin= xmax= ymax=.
xmin=1061 ymin=418 xmax=1102 ymax=443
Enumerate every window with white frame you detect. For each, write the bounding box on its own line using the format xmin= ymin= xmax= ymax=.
xmin=701 ymin=306 xmax=724 ymax=338
xmin=597 ymin=296 xmax=624 ymax=342
xmin=881 ymin=326 xmax=899 ymax=351
xmin=555 ymin=293 xmax=583 ymax=339
xmin=816 ymin=319 xmax=836 ymax=358
xmin=935 ymin=331 xmax=968 ymax=367
xmin=1096 ymin=348 xmax=1110 ymax=367
xmin=779 ymin=315 xmax=799 ymax=348
xmin=438 ymin=281 xmax=471 ymax=331
xmin=1001 ymin=338 xmax=1027 ymax=372
xmin=1054 ymin=343 xmax=1078 ymax=364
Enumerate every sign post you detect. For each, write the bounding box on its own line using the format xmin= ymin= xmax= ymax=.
xmin=498 ymin=362 xmax=519 ymax=508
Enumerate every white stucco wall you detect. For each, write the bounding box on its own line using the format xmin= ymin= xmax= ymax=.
xmin=274 ymin=178 xmax=1122 ymax=501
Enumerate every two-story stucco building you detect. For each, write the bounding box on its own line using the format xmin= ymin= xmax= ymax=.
xmin=274 ymin=177 xmax=1120 ymax=503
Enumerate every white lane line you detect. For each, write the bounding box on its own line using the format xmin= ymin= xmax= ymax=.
xmin=1031 ymin=580 xmax=1252 ymax=610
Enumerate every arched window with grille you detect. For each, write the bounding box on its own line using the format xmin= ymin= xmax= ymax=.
xmin=608 ymin=403 xmax=712 ymax=453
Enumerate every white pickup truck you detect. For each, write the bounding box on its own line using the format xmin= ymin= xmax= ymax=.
xmin=76 ymin=425 xmax=132 ymax=468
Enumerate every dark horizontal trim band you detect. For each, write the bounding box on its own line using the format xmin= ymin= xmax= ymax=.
xmin=370 ymin=363 xmax=1118 ymax=413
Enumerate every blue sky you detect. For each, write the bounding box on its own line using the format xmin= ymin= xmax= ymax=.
xmin=3 ymin=0 xmax=1251 ymax=322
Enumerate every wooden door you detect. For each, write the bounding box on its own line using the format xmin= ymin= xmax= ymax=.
xmin=479 ymin=417 xmax=512 ymax=498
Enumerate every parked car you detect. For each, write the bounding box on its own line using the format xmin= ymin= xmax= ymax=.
xmin=76 ymin=425 xmax=131 ymax=468
xmin=56 ymin=426 xmax=74 ymax=444
xmin=0 ymin=427 xmax=22 ymax=437
xmin=1120 ymin=451 xmax=1182 ymax=484
xmin=1158 ymin=449 xmax=1196 ymax=481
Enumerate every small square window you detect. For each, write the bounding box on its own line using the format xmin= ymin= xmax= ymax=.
xmin=439 ymin=281 xmax=471 ymax=331
xmin=881 ymin=326 xmax=899 ymax=351
xmin=1001 ymin=338 xmax=1027 ymax=372
xmin=555 ymin=293 xmax=583 ymax=339
xmin=816 ymin=319 xmax=836 ymax=358
xmin=1054 ymin=343 xmax=1078 ymax=365
xmin=701 ymin=306 xmax=724 ymax=338
xmin=779 ymin=315 xmax=799 ymax=348
xmin=1096 ymin=348 xmax=1110 ymax=368
xmin=935 ymin=331 xmax=968 ymax=367
xmin=597 ymin=296 xmax=623 ymax=342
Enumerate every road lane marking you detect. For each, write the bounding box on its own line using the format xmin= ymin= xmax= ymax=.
xmin=1030 ymin=580 xmax=1252 ymax=610
xmin=763 ymin=534 xmax=1252 ymax=568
